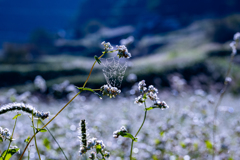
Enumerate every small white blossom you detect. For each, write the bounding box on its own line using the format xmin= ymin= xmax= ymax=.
xmin=147 ymin=92 xmax=159 ymax=101
xmin=101 ymin=41 xmax=113 ymax=50
xmin=116 ymin=45 xmax=131 ymax=58
xmin=230 ymin=41 xmax=237 ymax=55
xmin=151 ymin=101 xmax=169 ymax=110
xmin=233 ymin=32 xmax=240 ymax=41
xmin=101 ymin=84 xmax=121 ymax=98
xmin=134 ymin=95 xmax=145 ymax=105
xmin=148 ymin=85 xmax=158 ymax=94
xmin=138 ymin=80 xmax=147 ymax=93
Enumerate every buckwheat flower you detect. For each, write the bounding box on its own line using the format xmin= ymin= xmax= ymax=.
xmin=225 ymin=77 xmax=232 ymax=84
xmin=230 ymin=41 xmax=237 ymax=55
xmin=116 ymin=45 xmax=131 ymax=58
xmin=0 ymin=127 xmax=11 ymax=140
xmin=138 ymin=80 xmax=147 ymax=93
xmin=96 ymin=140 xmax=105 ymax=149
xmin=151 ymin=101 xmax=169 ymax=110
xmin=113 ymin=130 xmax=120 ymax=138
xmin=101 ymin=41 xmax=113 ymax=50
xmin=89 ymin=151 xmax=96 ymax=160
xmin=134 ymin=95 xmax=145 ymax=105
xmin=100 ymin=84 xmax=121 ymax=98
xmin=87 ymin=138 xmax=97 ymax=150
xmin=234 ymin=32 xmax=240 ymax=41
xmin=113 ymin=126 xmax=127 ymax=138
xmin=120 ymin=126 xmax=127 ymax=132
xmin=79 ymin=147 xmax=87 ymax=156
xmin=104 ymin=151 xmax=110 ymax=158
xmin=148 ymin=85 xmax=158 ymax=94
xmin=147 ymin=92 xmax=159 ymax=101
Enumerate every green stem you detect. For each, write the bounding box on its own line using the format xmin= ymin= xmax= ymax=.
xmin=31 ymin=113 xmax=41 ymax=160
xmin=4 ymin=113 xmax=18 ymax=160
xmin=130 ymin=102 xmax=148 ymax=160
xmin=40 ymin=120 xmax=68 ymax=160
xmin=19 ymin=51 xmax=106 ymax=160
xmin=212 ymin=43 xmax=237 ymax=160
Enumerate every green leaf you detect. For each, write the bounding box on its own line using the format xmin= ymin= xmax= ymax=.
xmin=145 ymin=107 xmax=154 ymax=111
xmin=107 ymin=50 xmax=117 ymax=53
xmin=94 ymin=55 xmax=101 ymax=64
xmin=24 ymin=136 xmax=31 ymax=143
xmin=0 ymin=137 xmax=3 ymax=143
xmin=119 ymin=131 xmax=137 ymax=142
xmin=205 ymin=140 xmax=213 ymax=149
xmin=96 ymin=144 xmax=102 ymax=154
xmin=77 ymin=87 xmax=102 ymax=99
xmin=0 ymin=148 xmax=19 ymax=160
xmin=36 ymin=128 xmax=47 ymax=133
xmin=43 ymin=138 xmax=51 ymax=150
xmin=13 ymin=113 xmax=21 ymax=120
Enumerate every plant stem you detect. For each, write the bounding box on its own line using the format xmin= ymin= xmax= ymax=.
xmin=19 ymin=51 xmax=106 ymax=160
xmin=212 ymin=46 xmax=236 ymax=160
xmin=4 ymin=113 xmax=18 ymax=160
xmin=40 ymin=120 xmax=68 ymax=160
xmin=31 ymin=113 xmax=41 ymax=160
xmin=130 ymin=102 xmax=148 ymax=160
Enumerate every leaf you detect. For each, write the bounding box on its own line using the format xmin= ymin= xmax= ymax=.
xmin=24 ymin=136 xmax=31 ymax=143
xmin=95 ymin=144 xmax=102 ymax=154
xmin=77 ymin=87 xmax=102 ymax=99
xmin=107 ymin=50 xmax=117 ymax=53
xmin=205 ymin=140 xmax=213 ymax=149
xmin=119 ymin=131 xmax=137 ymax=142
xmin=43 ymin=138 xmax=51 ymax=150
xmin=36 ymin=128 xmax=47 ymax=133
xmin=145 ymin=107 xmax=154 ymax=111
xmin=13 ymin=113 xmax=21 ymax=120
xmin=0 ymin=148 xmax=19 ymax=160
xmin=94 ymin=55 xmax=101 ymax=65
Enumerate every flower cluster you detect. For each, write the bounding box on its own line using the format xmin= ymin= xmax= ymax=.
xmin=101 ymin=41 xmax=113 ymax=50
xmin=113 ymin=126 xmax=127 ymax=138
xmin=0 ymin=103 xmax=50 ymax=120
xmin=134 ymin=80 xmax=169 ymax=110
xmin=230 ymin=32 xmax=240 ymax=55
xmin=151 ymin=101 xmax=169 ymax=110
xmin=100 ymin=84 xmax=121 ymax=98
xmin=79 ymin=120 xmax=110 ymax=159
xmin=0 ymin=127 xmax=11 ymax=140
xmin=116 ymin=45 xmax=131 ymax=58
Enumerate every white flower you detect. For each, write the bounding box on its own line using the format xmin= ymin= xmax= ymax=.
xmin=233 ymin=32 xmax=240 ymax=41
xmin=101 ymin=41 xmax=113 ymax=50
xmin=116 ymin=45 xmax=131 ymax=58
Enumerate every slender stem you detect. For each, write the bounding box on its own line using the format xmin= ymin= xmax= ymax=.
xmin=31 ymin=113 xmax=41 ymax=160
xmin=19 ymin=51 xmax=106 ymax=160
xmin=28 ymin=149 xmax=30 ymax=160
xmin=212 ymin=46 xmax=236 ymax=160
xmin=130 ymin=102 xmax=148 ymax=160
xmin=19 ymin=91 xmax=80 ymax=160
xmin=40 ymin=120 xmax=68 ymax=160
xmin=4 ymin=113 xmax=19 ymax=160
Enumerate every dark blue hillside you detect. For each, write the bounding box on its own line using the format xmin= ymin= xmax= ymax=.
xmin=0 ymin=0 xmax=82 ymax=46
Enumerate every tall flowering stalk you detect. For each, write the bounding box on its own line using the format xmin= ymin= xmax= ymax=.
xmin=19 ymin=42 xmax=130 ymax=159
xmin=113 ymin=80 xmax=169 ymax=160
xmin=212 ymin=32 xmax=240 ymax=159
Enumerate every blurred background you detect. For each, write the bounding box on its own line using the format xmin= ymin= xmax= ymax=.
xmin=0 ymin=0 xmax=240 ymax=93
xmin=1 ymin=1 xmax=240 ymax=160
